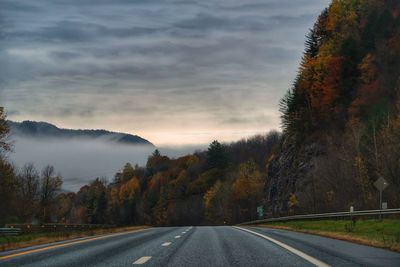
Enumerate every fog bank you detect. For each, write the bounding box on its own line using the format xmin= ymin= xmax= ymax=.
xmin=9 ymin=136 xmax=206 ymax=191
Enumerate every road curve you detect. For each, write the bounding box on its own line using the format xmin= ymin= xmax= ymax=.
xmin=0 ymin=226 xmax=399 ymax=267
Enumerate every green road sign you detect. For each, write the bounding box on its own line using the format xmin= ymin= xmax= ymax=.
xmin=257 ymin=206 xmax=264 ymax=219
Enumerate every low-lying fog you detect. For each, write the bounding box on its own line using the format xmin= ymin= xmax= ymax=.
xmin=8 ymin=136 xmax=207 ymax=191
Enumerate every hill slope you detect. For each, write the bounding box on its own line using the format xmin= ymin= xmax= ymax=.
xmin=266 ymin=0 xmax=400 ymax=216
xmin=8 ymin=120 xmax=154 ymax=146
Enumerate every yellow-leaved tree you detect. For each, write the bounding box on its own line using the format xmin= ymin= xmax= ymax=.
xmin=232 ymin=160 xmax=265 ymax=221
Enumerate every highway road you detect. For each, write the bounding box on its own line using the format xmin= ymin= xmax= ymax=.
xmin=1 ymin=226 xmax=400 ymax=267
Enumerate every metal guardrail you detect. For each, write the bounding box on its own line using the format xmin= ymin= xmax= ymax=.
xmin=238 ymin=208 xmax=400 ymax=225
xmin=0 ymin=228 xmax=22 ymax=236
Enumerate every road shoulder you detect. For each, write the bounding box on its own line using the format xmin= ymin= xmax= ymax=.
xmin=0 ymin=226 xmax=150 ymax=259
xmin=248 ymin=226 xmax=400 ymax=267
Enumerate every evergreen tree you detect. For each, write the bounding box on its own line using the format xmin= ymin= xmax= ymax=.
xmin=207 ymin=140 xmax=229 ymax=169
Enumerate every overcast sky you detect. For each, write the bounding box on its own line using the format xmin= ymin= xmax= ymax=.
xmin=0 ymin=0 xmax=330 ymax=145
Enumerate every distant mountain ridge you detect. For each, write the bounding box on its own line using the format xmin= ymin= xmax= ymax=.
xmin=8 ymin=120 xmax=154 ymax=146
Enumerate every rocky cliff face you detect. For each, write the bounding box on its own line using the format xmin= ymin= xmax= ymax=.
xmin=265 ymin=138 xmax=323 ymax=216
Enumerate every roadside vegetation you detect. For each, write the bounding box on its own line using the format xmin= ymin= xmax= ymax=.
xmin=0 ymin=226 xmax=148 ymax=252
xmin=260 ymin=219 xmax=400 ymax=252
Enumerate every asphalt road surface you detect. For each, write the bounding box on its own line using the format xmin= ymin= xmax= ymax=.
xmin=1 ymin=226 xmax=400 ymax=267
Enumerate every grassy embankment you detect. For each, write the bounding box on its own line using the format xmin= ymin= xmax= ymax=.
xmin=0 ymin=226 xmax=149 ymax=252
xmin=259 ymin=219 xmax=400 ymax=252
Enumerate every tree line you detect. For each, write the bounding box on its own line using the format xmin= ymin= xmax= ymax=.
xmin=52 ymin=133 xmax=280 ymax=226
xmin=0 ymin=107 xmax=281 ymax=226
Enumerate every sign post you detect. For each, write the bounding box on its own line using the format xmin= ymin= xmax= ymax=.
xmin=374 ymin=176 xmax=389 ymax=220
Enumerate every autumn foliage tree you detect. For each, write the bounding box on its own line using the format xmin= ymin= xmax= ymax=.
xmin=232 ymin=160 xmax=265 ymax=221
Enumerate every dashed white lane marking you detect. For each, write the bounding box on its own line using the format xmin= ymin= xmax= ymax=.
xmin=133 ymin=256 xmax=152 ymax=265
xmin=161 ymin=242 xmax=172 ymax=247
xmin=233 ymin=227 xmax=330 ymax=267
xmin=182 ymin=231 xmax=186 ymax=234
xmin=175 ymin=235 xmax=181 ymax=239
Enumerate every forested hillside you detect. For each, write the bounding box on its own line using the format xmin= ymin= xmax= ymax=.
xmin=46 ymin=134 xmax=279 ymax=226
xmin=268 ymin=0 xmax=400 ymax=215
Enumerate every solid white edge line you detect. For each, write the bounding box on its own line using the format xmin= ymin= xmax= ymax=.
xmin=233 ymin=226 xmax=330 ymax=267
xmin=133 ymin=256 xmax=152 ymax=264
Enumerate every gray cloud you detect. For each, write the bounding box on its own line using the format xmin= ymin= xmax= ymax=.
xmin=1 ymin=0 xmax=331 ymax=145
xmin=9 ymin=21 xmax=162 ymax=43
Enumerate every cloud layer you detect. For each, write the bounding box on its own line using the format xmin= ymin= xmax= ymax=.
xmin=0 ymin=0 xmax=330 ymax=145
